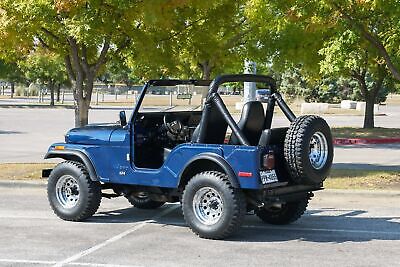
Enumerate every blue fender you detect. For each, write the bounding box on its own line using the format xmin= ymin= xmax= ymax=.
xmin=178 ymin=152 xmax=240 ymax=188
xmin=44 ymin=150 xmax=98 ymax=181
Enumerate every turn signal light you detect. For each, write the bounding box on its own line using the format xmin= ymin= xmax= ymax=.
xmin=263 ymin=151 xmax=275 ymax=170
xmin=54 ymin=146 xmax=65 ymax=150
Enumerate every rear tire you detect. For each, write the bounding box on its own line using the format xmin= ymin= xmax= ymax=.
xmin=126 ymin=192 xmax=165 ymax=209
xmin=256 ymin=198 xmax=308 ymax=225
xmin=47 ymin=161 xmax=101 ymax=221
xmin=182 ymin=171 xmax=246 ymax=240
xmin=284 ymin=115 xmax=333 ymax=185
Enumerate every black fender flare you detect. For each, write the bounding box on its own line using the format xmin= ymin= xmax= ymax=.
xmin=44 ymin=150 xmax=99 ymax=181
xmin=178 ymin=152 xmax=240 ymax=188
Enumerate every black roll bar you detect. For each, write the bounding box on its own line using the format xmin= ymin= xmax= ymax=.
xmin=132 ymin=75 xmax=296 ymax=147
xmin=202 ymin=74 xmax=296 ymax=146
xmin=207 ymin=74 xmax=277 ymax=98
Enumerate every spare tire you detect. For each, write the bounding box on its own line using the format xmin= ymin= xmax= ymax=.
xmin=284 ymin=115 xmax=333 ymax=185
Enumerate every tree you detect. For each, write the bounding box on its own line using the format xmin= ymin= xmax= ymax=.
xmin=126 ymin=0 xmax=247 ymax=80
xmin=246 ymin=0 xmax=400 ymax=82
xmin=20 ymin=48 xmax=68 ymax=106
xmin=173 ymin=1 xmax=247 ymax=80
xmin=106 ymin=57 xmax=139 ymax=89
xmin=245 ymin=0 xmax=399 ymax=128
xmin=0 ymin=0 xmax=193 ymax=126
xmin=326 ymin=1 xmax=400 ymax=82
xmin=279 ymin=68 xmax=308 ymax=102
xmin=0 ymin=60 xmax=25 ymax=98
xmin=319 ymin=30 xmax=388 ymax=128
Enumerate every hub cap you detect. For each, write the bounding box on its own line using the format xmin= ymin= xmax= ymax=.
xmin=56 ymin=175 xmax=80 ymax=209
xmin=193 ymin=187 xmax=223 ymax=225
xmin=309 ymin=131 xmax=329 ymax=170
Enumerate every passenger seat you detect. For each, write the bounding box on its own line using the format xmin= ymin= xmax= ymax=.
xmin=229 ymin=101 xmax=265 ymax=146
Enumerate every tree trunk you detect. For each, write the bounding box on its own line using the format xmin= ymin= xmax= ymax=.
xmin=56 ymin=84 xmax=61 ymax=102
xmin=10 ymin=82 xmax=14 ymax=98
xmin=49 ymin=82 xmax=55 ymax=106
xmin=363 ymin=94 xmax=375 ymax=128
xmin=73 ymin=74 xmax=95 ymax=127
xmin=75 ymin=101 xmax=90 ymax=127
xmin=352 ymin=67 xmax=385 ymax=129
xmin=65 ymin=37 xmax=110 ymax=127
xmin=199 ymin=61 xmax=212 ymax=80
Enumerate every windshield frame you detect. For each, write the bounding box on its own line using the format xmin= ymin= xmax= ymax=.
xmin=129 ymin=80 xmax=211 ymax=123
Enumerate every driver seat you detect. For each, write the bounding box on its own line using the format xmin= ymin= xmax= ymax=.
xmin=191 ymin=102 xmax=228 ymax=144
xmin=229 ymin=101 xmax=265 ymax=146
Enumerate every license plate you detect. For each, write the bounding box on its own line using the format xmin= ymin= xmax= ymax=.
xmin=260 ymin=170 xmax=278 ymax=185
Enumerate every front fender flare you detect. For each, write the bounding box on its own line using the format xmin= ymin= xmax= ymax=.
xmin=178 ymin=152 xmax=240 ymax=188
xmin=44 ymin=150 xmax=98 ymax=181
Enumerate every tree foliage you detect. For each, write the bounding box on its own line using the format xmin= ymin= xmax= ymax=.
xmin=19 ymin=48 xmax=68 ymax=105
xmin=125 ymin=0 xmax=247 ymax=80
xmin=0 ymin=0 xmax=198 ymax=126
xmin=246 ymin=0 xmax=400 ymax=128
xmin=0 ymin=59 xmax=25 ymax=97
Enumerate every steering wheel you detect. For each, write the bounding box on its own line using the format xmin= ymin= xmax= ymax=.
xmin=163 ymin=114 xmax=183 ymax=135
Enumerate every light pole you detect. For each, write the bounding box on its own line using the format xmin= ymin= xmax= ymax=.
xmin=243 ymin=60 xmax=257 ymax=103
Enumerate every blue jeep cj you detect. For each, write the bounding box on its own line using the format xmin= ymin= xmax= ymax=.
xmin=43 ymin=74 xmax=333 ymax=239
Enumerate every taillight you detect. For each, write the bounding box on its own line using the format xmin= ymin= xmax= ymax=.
xmin=263 ymin=150 xmax=275 ymax=170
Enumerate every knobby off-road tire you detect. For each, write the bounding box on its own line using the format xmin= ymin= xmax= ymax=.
xmin=126 ymin=192 xmax=165 ymax=209
xmin=284 ymin=115 xmax=333 ymax=185
xmin=47 ymin=161 xmax=102 ymax=221
xmin=256 ymin=198 xmax=309 ymax=225
xmin=182 ymin=171 xmax=246 ymax=240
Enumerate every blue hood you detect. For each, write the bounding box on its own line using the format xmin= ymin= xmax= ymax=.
xmin=65 ymin=124 xmax=121 ymax=145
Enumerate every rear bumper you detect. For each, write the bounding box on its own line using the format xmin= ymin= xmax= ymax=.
xmin=262 ymin=183 xmax=323 ymax=202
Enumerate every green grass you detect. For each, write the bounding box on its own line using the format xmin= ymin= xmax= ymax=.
xmin=325 ymin=169 xmax=400 ymax=190
xmin=0 ymin=163 xmax=55 ymax=180
xmin=332 ymin=127 xmax=400 ymax=139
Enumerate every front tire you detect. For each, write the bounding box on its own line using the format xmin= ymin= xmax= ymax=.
xmin=47 ymin=161 xmax=102 ymax=221
xmin=256 ymin=198 xmax=309 ymax=225
xmin=182 ymin=171 xmax=246 ymax=239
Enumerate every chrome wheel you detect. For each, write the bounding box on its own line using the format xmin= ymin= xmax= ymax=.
xmin=55 ymin=175 xmax=80 ymax=209
xmin=193 ymin=187 xmax=223 ymax=225
xmin=309 ymin=131 xmax=328 ymax=170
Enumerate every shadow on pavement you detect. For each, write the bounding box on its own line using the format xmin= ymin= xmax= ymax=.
xmin=0 ymin=130 xmax=25 ymax=134
xmin=90 ymin=205 xmax=400 ymax=243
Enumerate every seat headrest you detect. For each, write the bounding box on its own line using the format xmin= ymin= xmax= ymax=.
xmin=241 ymin=101 xmax=264 ymax=126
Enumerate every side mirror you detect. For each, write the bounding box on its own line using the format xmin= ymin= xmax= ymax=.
xmin=119 ymin=111 xmax=127 ymax=127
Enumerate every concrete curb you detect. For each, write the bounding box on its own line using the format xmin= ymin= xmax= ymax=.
xmin=0 ymin=179 xmax=46 ymax=188
xmin=334 ymin=137 xmax=400 ymax=145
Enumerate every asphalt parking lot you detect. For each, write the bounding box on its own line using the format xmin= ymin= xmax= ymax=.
xmin=1 ymin=186 xmax=399 ymax=267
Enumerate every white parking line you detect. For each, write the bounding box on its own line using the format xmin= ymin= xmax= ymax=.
xmin=0 ymin=259 xmax=141 ymax=267
xmin=69 ymin=262 xmax=143 ymax=267
xmin=0 ymin=259 xmax=56 ymax=265
xmin=53 ymin=205 xmax=178 ymax=267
